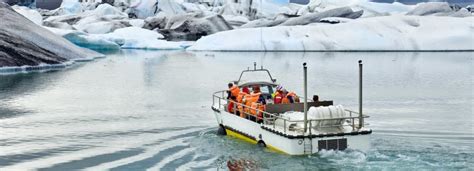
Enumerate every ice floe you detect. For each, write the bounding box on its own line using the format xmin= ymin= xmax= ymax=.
xmin=188 ymin=15 xmax=474 ymax=51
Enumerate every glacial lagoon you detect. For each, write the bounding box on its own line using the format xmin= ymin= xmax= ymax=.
xmin=0 ymin=50 xmax=472 ymax=170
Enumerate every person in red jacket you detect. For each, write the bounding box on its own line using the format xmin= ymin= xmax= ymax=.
xmin=228 ymin=96 xmax=238 ymax=115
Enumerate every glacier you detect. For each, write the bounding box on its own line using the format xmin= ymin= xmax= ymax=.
xmin=3 ymin=0 xmax=473 ymax=53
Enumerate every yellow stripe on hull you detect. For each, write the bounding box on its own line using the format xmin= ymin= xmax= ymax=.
xmin=225 ymin=129 xmax=257 ymax=144
xmin=225 ymin=128 xmax=288 ymax=155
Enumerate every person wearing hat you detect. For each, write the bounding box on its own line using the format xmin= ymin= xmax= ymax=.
xmin=273 ymin=85 xmax=285 ymax=104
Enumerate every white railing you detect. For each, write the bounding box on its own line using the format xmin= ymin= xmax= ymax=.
xmin=212 ymin=90 xmax=369 ymax=135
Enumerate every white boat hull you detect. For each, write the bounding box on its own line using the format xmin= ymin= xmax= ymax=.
xmin=213 ymin=108 xmax=371 ymax=155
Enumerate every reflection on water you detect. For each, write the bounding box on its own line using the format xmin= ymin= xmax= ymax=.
xmin=0 ymin=50 xmax=472 ymax=170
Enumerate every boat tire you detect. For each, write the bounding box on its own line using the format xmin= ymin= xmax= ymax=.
xmin=217 ymin=125 xmax=226 ymax=136
xmin=257 ymin=140 xmax=266 ymax=148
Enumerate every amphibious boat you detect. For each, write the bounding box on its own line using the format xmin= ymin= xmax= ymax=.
xmin=211 ymin=62 xmax=371 ymax=155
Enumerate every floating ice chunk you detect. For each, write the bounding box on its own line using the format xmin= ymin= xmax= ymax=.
xmin=67 ymin=34 xmax=121 ymax=50
xmin=128 ymin=19 xmax=145 ymax=27
xmin=352 ymin=1 xmax=414 ymax=17
xmin=92 ymin=3 xmax=128 ymax=17
xmin=280 ymin=7 xmax=362 ymax=26
xmin=79 ymin=21 xmax=130 ymax=34
xmin=107 ymin=27 xmax=164 ymax=40
xmin=119 ymin=39 xmax=189 ymax=50
xmin=73 ymin=14 xmax=130 ymax=34
xmin=448 ymin=8 xmax=472 ymax=18
xmin=407 ymin=2 xmax=452 ymax=16
xmin=60 ymin=0 xmax=83 ymax=14
xmin=222 ymin=15 xmax=250 ymax=27
xmin=102 ymin=27 xmax=187 ymax=50
xmin=12 ymin=5 xmax=43 ymax=25
xmin=189 ymin=15 xmax=474 ymax=51
xmin=45 ymin=26 xmax=120 ymax=50
xmin=130 ymin=0 xmax=185 ymax=19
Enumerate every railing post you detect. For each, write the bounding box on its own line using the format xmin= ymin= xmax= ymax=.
xmin=233 ymin=102 xmax=236 ymax=115
xmin=358 ymin=60 xmax=363 ymax=129
xmin=303 ymin=63 xmax=308 ymax=134
xmin=350 ymin=111 xmax=355 ymax=131
xmin=309 ymin=121 xmax=312 ymax=135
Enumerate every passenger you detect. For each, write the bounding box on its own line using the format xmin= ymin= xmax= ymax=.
xmin=227 ymin=83 xmax=240 ymax=99
xmin=313 ymin=95 xmax=319 ymax=102
xmin=244 ymin=86 xmax=266 ymax=122
xmin=227 ymin=96 xmax=238 ymax=115
xmin=237 ymin=87 xmax=250 ymax=118
xmin=273 ymin=85 xmax=284 ymax=104
xmin=281 ymin=89 xmax=299 ymax=104
xmin=237 ymin=87 xmax=250 ymax=103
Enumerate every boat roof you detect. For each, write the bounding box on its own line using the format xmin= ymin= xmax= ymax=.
xmin=238 ymin=81 xmax=278 ymax=88
xmin=233 ymin=63 xmax=277 ymax=86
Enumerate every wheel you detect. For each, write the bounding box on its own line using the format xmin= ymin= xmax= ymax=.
xmin=257 ymin=140 xmax=266 ymax=148
xmin=217 ymin=125 xmax=226 ymax=136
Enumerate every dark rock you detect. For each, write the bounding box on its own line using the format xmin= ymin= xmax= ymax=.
xmin=0 ymin=2 xmax=102 ymax=67
xmin=156 ymin=13 xmax=233 ymax=41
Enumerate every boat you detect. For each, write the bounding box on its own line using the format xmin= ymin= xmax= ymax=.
xmin=211 ymin=61 xmax=372 ymax=155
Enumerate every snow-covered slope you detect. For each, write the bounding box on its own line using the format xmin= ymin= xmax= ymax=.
xmin=188 ymin=15 xmax=474 ymax=51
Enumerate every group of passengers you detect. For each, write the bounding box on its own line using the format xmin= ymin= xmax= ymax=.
xmin=226 ymin=83 xmax=299 ymax=123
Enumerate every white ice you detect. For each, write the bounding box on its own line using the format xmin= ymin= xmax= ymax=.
xmin=188 ymin=15 xmax=474 ymax=51
xmin=59 ymin=0 xmax=83 ymax=14
xmin=12 ymin=5 xmax=43 ymax=25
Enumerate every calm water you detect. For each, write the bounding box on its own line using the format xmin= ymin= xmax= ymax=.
xmin=0 ymin=50 xmax=472 ymax=170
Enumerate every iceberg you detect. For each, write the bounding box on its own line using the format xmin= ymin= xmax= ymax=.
xmin=103 ymin=27 xmax=189 ymax=50
xmin=0 ymin=3 xmax=103 ymax=68
xmin=407 ymin=2 xmax=453 ymax=16
xmin=59 ymin=0 xmax=83 ymax=14
xmin=280 ymin=7 xmax=363 ymax=26
xmin=12 ymin=5 xmax=43 ymax=25
xmin=47 ymin=26 xmax=189 ymax=50
xmin=188 ymin=15 xmax=474 ymax=51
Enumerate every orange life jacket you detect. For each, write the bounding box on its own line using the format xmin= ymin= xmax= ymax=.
xmin=237 ymin=91 xmax=247 ymax=103
xmin=250 ymin=102 xmax=265 ymax=118
xmin=237 ymin=92 xmax=248 ymax=118
xmin=282 ymin=92 xmax=298 ymax=104
xmin=243 ymin=92 xmax=261 ymax=115
xmin=229 ymin=85 xmax=240 ymax=98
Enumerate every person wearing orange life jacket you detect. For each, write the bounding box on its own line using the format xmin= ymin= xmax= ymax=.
xmin=243 ymin=85 xmax=266 ymax=122
xmin=237 ymin=87 xmax=250 ymax=118
xmin=227 ymin=83 xmax=240 ymax=100
xmin=281 ymin=89 xmax=299 ymax=104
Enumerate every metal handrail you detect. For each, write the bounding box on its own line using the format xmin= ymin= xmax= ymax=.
xmin=212 ymin=91 xmax=369 ymax=134
xmin=236 ymin=62 xmax=276 ymax=84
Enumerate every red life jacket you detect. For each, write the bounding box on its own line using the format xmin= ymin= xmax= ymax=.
xmin=273 ymin=92 xmax=283 ymax=104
